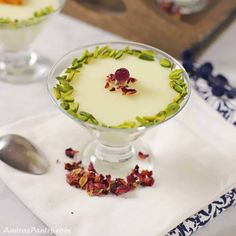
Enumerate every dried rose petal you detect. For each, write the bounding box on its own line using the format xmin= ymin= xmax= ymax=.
xmin=105 ymin=81 xmax=110 ymax=88
xmin=64 ymin=150 xmax=155 ymax=197
xmin=138 ymin=152 xmax=150 ymax=160
xmin=88 ymin=162 xmax=96 ymax=172
xmin=64 ymin=161 xmax=82 ymax=171
xmin=65 ymin=148 xmax=79 ymax=158
xmin=114 ymin=184 xmax=131 ymax=196
xmin=110 ymin=87 xmax=116 ymax=92
xmin=79 ymin=174 xmax=89 ymax=188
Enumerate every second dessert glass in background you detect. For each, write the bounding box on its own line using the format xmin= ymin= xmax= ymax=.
xmin=0 ymin=0 xmax=66 ymax=84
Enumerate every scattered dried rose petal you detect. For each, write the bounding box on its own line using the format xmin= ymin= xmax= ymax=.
xmin=138 ymin=151 xmax=150 ymax=160
xmin=65 ymin=148 xmax=79 ymax=158
xmin=64 ymin=161 xmax=82 ymax=171
xmin=88 ymin=162 xmax=96 ymax=172
xmin=64 ymin=148 xmax=154 ymax=197
xmin=65 ymin=161 xmax=154 ymax=196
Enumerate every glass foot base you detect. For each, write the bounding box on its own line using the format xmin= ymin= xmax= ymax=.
xmin=80 ymin=140 xmax=154 ymax=178
xmin=0 ymin=51 xmax=52 ymax=84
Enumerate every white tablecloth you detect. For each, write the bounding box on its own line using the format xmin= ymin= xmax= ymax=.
xmin=0 ymin=13 xmax=236 ymax=236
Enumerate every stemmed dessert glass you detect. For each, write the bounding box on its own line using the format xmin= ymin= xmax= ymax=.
xmin=48 ymin=42 xmax=191 ymax=177
xmin=0 ymin=0 xmax=66 ymax=84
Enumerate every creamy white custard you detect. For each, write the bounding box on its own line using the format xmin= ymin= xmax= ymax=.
xmin=71 ymin=55 xmax=178 ymax=126
xmin=0 ymin=0 xmax=59 ymax=19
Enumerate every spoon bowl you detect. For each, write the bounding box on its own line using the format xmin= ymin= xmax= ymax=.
xmin=0 ymin=134 xmax=49 ymax=175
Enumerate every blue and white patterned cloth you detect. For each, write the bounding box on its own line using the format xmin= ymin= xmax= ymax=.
xmin=192 ymin=78 xmax=236 ymax=126
xmin=166 ymin=54 xmax=236 ymax=236
xmin=181 ymin=50 xmax=236 ymax=127
xmin=167 ymin=189 xmax=236 ymax=236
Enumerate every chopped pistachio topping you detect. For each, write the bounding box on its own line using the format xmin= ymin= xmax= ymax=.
xmin=159 ymin=58 xmax=172 ymax=68
xmin=53 ymin=46 xmax=188 ymax=128
xmin=0 ymin=5 xmax=55 ymax=28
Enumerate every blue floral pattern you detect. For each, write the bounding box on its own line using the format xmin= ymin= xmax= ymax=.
xmin=181 ymin=49 xmax=236 ymax=126
xmin=166 ymin=189 xmax=236 ymax=236
xmin=192 ymin=78 xmax=236 ymax=125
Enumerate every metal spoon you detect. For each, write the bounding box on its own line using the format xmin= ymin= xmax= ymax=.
xmin=0 ymin=134 xmax=49 ymax=175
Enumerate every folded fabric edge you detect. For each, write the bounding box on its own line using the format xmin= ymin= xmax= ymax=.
xmin=166 ymin=187 xmax=236 ymax=236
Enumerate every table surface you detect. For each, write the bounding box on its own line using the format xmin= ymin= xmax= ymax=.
xmin=0 ymin=13 xmax=236 ymax=236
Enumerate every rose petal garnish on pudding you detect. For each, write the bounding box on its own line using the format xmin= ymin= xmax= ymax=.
xmin=105 ymin=68 xmax=137 ymax=95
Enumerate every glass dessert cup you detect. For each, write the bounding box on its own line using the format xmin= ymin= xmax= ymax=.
xmin=0 ymin=0 xmax=66 ymax=84
xmin=173 ymin=0 xmax=208 ymax=14
xmin=48 ymin=42 xmax=191 ymax=177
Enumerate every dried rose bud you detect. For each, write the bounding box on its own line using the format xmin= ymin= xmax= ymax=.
xmin=65 ymin=148 xmax=79 ymax=158
xmin=115 ymin=68 xmax=130 ymax=84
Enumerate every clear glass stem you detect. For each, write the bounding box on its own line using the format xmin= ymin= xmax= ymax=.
xmin=0 ymin=49 xmax=37 ymax=73
xmin=95 ymin=142 xmax=134 ymax=163
xmin=0 ymin=49 xmax=51 ymax=84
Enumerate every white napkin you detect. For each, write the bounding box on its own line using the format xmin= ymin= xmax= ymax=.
xmin=0 ymin=90 xmax=235 ymax=236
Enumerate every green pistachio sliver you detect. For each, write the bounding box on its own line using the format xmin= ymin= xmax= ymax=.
xmin=62 ymin=89 xmax=74 ymax=97
xmin=88 ymin=117 xmax=99 ymax=125
xmin=139 ymin=51 xmax=155 ymax=61
xmin=71 ymin=62 xmax=83 ymax=70
xmin=160 ymin=58 xmax=172 ymax=68
xmin=84 ymin=56 xmax=93 ymax=64
xmin=63 ymin=95 xmax=74 ymax=102
xmin=67 ymin=70 xmax=76 ymax=82
xmin=155 ymin=111 xmax=167 ymax=123
xmin=175 ymin=78 xmax=185 ymax=87
xmin=114 ymin=50 xmax=124 ymax=59
xmin=60 ymin=102 xmax=70 ymax=110
xmin=98 ymin=46 xmax=110 ymax=55
xmin=72 ymin=58 xmax=79 ymax=66
xmin=57 ymin=84 xmax=73 ymax=93
xmin=169 ymin=69 xmax=183 ymax=80
xmin=65 ymin=68 xmax=73 ymax=74
xmin=129 ymin=49 xmax=142 ymax=57
xmin=77 ymin=113 xmax=89 ymax=121
xmin=174 ymin=94 xmax=184 ymax=104
xmin=94 ymin=46 xmax=99 ymax=58
xmin=67 ymin=110 xmax=78 ymax=119
xmin=169 ymin=81 xmax=184 ymax=94
xmin=56 ymin=75 xmax=67 ymax=81
xmin=78 ymin=50 xmax=89 ymax=62
xmin=109 ymin=49 xmax=117 ymax=57
xmin=53 ymin=87 xmax=61 ymax=100
xmin=143 ymin=116 xmax=156 ymax=122
xmin=165 ymin=102 xmax=180 ymax=116
xmin=173 ymin=84 xmax=183 ymax=94
xmin=58 ymin=80 xmax=73 ymax=92
xmin=124 ymin=46 xmax=130 ymax=53
xmin=136 ymin=116 xmax=147 ymax=126
xmin=100 ymin=47 xmax=111 ymax=56
xmin=113 ymin=121 xmax=136 ymax=129
xmin=69 ymin=102 xmax=79 ymax=113
xmin=79 ymin=111 xmax=95 ymax=119
xmin=123 ymin=121 xmax=136 ymax=128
